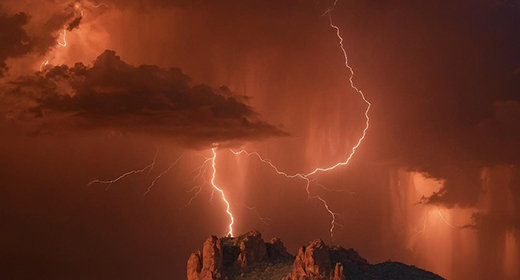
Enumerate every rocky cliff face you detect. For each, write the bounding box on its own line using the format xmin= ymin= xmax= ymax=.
xmin=187 ymin=231 xmax=445 ymax=280
xmin=187 ymin=236 xmax=224 ymax=280
xmin=187 ymin=230 xmax=292 ymax=280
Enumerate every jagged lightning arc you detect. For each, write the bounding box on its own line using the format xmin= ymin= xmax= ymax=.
xmin=39 ymin=60 xmax=49 ymax=72
xmin=230 ymin=149 xmax=341 ymax=238
xmin=39 ymin=0 xmax=95 ymax=72
xmin=210 ymin=148 xmax=235 ymax=237
xmin=58 ymin=29 xmax=67 ymax=47
xmin=295 ymin=0 xmax=373 ymax=177
xmin=87 ymin=151 xmax=158 ymax=190
xmin=229 ymin=0 xmax=371 ymax=238
xmin=182 ymin=150 xmax=235 ymax=236
xmin=437 ymin=209 xmax=460 ymax=229
xmin=143 ymin=156 xmax=183 ymax=196
xmin=87 ymin=151 xmax=183 ymax=196
xmin=87 ymin=0 xmax=369 ymax=239
xmin=182 ymin=158 xmax=210 ymax=209
xmin=39 ymin=27 xmax=67 ymax=71
xmin=39 ymin=28 xmax=67 ymax=71
xmin=305 ymin=6 xmax=371 ymax=177
xmin=243 ymin=204 xmax=271 ymax=225
xmin=89 ymin=1 xmax=108 ymax=8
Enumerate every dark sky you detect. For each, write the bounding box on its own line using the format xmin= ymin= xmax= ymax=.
xmin=0 ymin=0 xmax=519 ymax=279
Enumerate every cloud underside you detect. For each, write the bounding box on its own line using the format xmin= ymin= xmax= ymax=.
xmin=6 ymin=50 xmax=286 ymax=149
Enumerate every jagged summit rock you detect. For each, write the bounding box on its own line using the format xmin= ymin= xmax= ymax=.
xmin=187 ymin=231 xmax=445 ymax=280
xmin=187 ymin=230 xmax=292 ymax=280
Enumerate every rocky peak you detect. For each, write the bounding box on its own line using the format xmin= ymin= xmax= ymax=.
xmin=234 ymin=230 xmax=268 ymax=269
xmin=187 ymin=235 xmax=224 ymax=280
xmin=187 ymin=231 xmax=445 ymax=280
xmin=266 ymin=238 xmax=293 ymax=263
xmin=187 ymin=230 xmax=293 ymax=280
xmin=287 ymin=239 xmax=332 ymax=279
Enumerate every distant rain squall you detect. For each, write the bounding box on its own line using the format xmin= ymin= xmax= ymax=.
xmin=1 ymin=1 xmax=519 ymax=280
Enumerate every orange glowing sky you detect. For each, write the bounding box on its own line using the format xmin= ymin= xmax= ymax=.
xmin=0 ymin=1 xmax=519 ymax=280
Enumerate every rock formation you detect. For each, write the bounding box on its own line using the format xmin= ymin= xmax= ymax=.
xmin=234 ymin=230 xmax=268 ymax=269
xmin=283 ymin=240 xmax=371 ymax=280
xmin=187 ymin=231 xmax=445 ymax=280
xmin=187 ymin=236 xmax=224 ymax=280
xmin=287 ymin=239 xmax=332 ymax=279
xmin=187 ymin=230 xmax=292 ymax=280
xmin=266 ymin=238 xmax=293 ymax=263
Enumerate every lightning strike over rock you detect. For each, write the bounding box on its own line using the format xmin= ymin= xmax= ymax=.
xmin=230 ymin=148 xmax=339 ymax=237
xmin=82 ymin=0 xmax=368 ymax=240
xmin=211 ymin=148 xmax=235 ymax=237
xmin=315 ymin=193 xmax=341 ymax=238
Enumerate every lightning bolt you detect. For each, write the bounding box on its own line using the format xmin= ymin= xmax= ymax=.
xmin=407 ymin=216 xmax=428 ymax=251
xmin=315 ymin=193 xmax=340 ymax=237
xmin=39 ymin=0 xmax=93 ymax=72
xmin=437 ymin=209 xmax=460 ymax=229
xmin=38 ymin=28 xmax=67 ymax=72
xmin=314 ymin=181 xmax=355 ymax=195
xmin=88 ymin=1 xmax=108 ymax=8
xmin=304 ymin=0 xmax=371 ymax=177
xmin=182 ymin=156 xmax=212 ymax=209
xmin=84 ymin=0 xmax=369 ymax=239
xmin=209 ymin=188 xmax=215 ymax=205
xmin=230 ymin=148 xmax=339 ymax=237
xmin=210 ymin=148 xmax=235 ymax=237
xmin=227 ymin=0 xmax=371 ymax=238
xmin=243 ymin=204 xmax=271 ymax=225
xmin=192 ymin=156 xmax=213 ymax=182
xmin=143 ymin=156 xmax=182 ymax=196
xmin=39 ymin=60 xmax=49 ymax=72
xmin=183 ymin=179 xmax=205 ymax=209
xmin=58 ymin=29 xmax=67 ymax=47
xmin=87 ymin=150 xmax=158 ymax=190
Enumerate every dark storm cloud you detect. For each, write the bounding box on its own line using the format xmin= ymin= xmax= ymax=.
xmin=465 ymin=211 xmax=520 ymax=230
xmin=30 ymin=2 xmax=85 ymax=54
xmin=0 ymin=12 xmax=33 ymax=77
xmin=474 ymin=101 xmax=520 ymax=163
xmin=348 ymin=0 xmax=520 ymax=211
xmin=67 ymin=16 xmax=82 ymax=31
xmin=86 ymin=0 xmax=519 ymax=218
xmin=412 ymin=100 xmax=520 ymax=208
xmin=464 ymin=164 xmax=520 ymax=230
xmin=5 ymin=50 xmax=286 ymax=149
xmin=0 ymin=3 xmax=85 ymax=76
xmin=101 ymin=0 xmax=519 ymax=211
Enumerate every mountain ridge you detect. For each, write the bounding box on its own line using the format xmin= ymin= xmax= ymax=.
xmin=187 ymin=230 xmax=445 ymax=280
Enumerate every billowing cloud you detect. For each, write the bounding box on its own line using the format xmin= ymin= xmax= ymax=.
xmin=0 ymin=2 xmax=87 ymax=76
xmin=0 ymin=12 xmax=33 ymax=77
xmin=3 ymin=50 xmax=286 ymax=149
xmin=413 ymin=100 xmax=520 ymax=209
